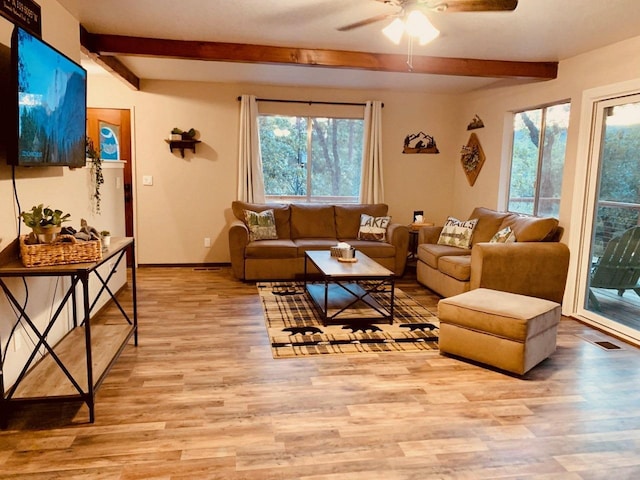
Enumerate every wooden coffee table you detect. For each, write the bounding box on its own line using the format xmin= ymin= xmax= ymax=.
xmin=304 ymin=250 xmax=395 ymax=325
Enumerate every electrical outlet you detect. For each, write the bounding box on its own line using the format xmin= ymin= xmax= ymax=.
xmin=204 ymin=237 xmax=211 ymax=247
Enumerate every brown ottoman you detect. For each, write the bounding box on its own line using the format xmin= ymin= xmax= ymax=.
xmin=437 ymin=288 xmax=561 ymax=375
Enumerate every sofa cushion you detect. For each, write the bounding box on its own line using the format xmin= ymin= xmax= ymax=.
xmin=232 ymin=201 xmax=291 ymax=239
xmin=499 ymin=214 xmax=559 ymax=242
xmin=290 ymin=204 xmax=337 ymax=239
xmin=244 ymin=209 xmax=277 ymax=241
xmin=357 ymin=214 xmax=391 ymax=242
xmin=438 ymin=217 xmax=478 ymax=249
xmin=293 ymin=238 xmax=341 ymax=256
xmin=349 ymin=240 xmax=396 ymax=258
xmin=245 ymin=239 xmax=297 ymax=259
xmin=417 ymin=243 xmax=471 ymax=269
xmin=439 ymin=255 xmax=471 ymax=282
xmin=335 ymin=204 xmax=388 ymax=239
xmin=468 ymin=207 xmax=514 ymax=245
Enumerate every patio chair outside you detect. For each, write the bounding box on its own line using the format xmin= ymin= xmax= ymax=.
xmin=589 ymin=226 xmax=640 ymax=309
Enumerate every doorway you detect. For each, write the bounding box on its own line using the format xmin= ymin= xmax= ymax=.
xmin=87 ymin=108 xmax=134 ymax=260
xmin=577 ymin=94 xmax=640 ymax=339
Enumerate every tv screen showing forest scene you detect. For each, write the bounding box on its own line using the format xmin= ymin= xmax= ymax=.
xmin=9 ymin=27 xmax=87 ymax=167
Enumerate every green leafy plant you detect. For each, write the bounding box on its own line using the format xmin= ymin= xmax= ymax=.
xmin=172 ymin=127 xmax=196 ymax=139
xmin=20 ymin=204 xmax=71 ymax=229
xmin=100 ymin=230 xmax=111 ymax=236
xmin=87 ymin=136 xmax=104 ymax=214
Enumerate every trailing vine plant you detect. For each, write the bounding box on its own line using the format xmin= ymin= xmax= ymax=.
xmin=87 ymin=136 xmax=103 ymax=214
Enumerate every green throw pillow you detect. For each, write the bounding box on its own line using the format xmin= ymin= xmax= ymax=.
xmin=244 ymin=209 xmax=277 ymax=241
xmin=489 ymin=226 xmax=516 ymax=243
xmin=437 ymin=216 xmax=478 ymax=249
xmin=357 ymin=214 xmax=391 ymax=242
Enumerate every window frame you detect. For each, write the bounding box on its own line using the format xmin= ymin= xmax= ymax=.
xmin=506 ymin=100 xmax=571 ymax=218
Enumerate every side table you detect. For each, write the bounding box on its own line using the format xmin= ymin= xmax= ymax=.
xmin=0 ymin=237 xmax=138 ymax=427
xmin=407 ymin=222 xmax=434 ymax=264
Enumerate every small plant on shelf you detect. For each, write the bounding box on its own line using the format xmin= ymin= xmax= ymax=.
xmin=20 ymin=204 xmax=71 ymax=243
xmin=171 ymin=127 xmax=197 ymax=140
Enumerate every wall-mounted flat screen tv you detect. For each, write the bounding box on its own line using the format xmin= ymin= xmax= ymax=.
xmin=7 ymin=26 xmax=87 ymax=167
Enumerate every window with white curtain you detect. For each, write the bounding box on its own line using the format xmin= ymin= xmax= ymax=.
xmin=258 ymin=114 xmax=364 ymax=203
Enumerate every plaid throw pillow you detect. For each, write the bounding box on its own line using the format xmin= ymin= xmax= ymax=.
xmin=437 ymin=216 xmax=478 ymax=249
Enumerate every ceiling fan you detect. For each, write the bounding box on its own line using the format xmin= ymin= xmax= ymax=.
xmin=337 ymin=0 xmax=518 ymax=32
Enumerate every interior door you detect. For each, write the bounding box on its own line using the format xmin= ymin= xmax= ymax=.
xmin=87 ymin=108 xmax=134 ymax=261
xmin=576 ymin=94 xmax=640 ymax=340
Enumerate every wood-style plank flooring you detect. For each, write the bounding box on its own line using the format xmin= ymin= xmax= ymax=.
xmin=1 ymin=266 xmax=640 ymax=479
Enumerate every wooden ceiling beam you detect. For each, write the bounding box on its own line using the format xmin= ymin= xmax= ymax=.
xmin=80 ymin=27 xmax=140 ymax=90
xmin=86 ymin=32 xmax=558 ymax=80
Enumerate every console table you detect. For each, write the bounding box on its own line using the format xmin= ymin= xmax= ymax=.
xmin=0 ymin=237 xmax=138 ymax=427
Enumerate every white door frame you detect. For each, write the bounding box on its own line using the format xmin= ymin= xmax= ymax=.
xmin=567 ymin=79 xmax=640 ymax=344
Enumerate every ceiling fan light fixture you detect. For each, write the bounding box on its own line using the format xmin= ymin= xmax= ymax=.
xmin=382 ymin=17 xmax=404 ymax=44
xmin=405 ymin=10 xmax=439 ymax=44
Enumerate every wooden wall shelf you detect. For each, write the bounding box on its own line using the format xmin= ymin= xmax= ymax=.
xmin=165 ymin=139 xmax=201 ymax=157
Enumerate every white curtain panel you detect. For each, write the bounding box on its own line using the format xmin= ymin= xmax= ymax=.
xmin=237 ymin=94 xmax=266 ymax=202
xmin=360 ymin=100 xmax=384 ymax=204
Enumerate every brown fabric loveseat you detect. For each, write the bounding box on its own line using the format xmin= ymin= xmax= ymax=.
xmin=416 ymin=207 xmax=570 ymax=303
xmin=229 ymin=201 xmax=409 ymax=281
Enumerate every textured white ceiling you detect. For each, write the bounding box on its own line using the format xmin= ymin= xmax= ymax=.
xmin=59 ymin=0 xmax=640 ymax=93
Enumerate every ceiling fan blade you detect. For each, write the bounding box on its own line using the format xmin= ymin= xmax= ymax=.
xmin=428 ymin=0 xmax=518 ymax=12
xmin=337 ymin=12 xmax=397 ymax=31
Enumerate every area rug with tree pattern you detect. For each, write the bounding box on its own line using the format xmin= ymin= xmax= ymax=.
xmin=258 ymin=282 xmax=439 ymax=358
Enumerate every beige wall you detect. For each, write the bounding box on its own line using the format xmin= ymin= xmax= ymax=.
xmin=451 ymin=35 xmax=640 ymax=242
xmin=0 ymin=2 xmax=126 ymax=387
xmin=87 ymin=77 xmax=461 ymax=264
xmin=87 ymin=33 xmax=640 ymax=266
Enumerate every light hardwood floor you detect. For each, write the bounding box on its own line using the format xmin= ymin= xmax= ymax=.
xmin=1 ymin=266 xmax=640 ymax=479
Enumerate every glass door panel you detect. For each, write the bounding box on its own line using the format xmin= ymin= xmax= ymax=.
xmin=583 ymin=97 xmax=640 ymax=334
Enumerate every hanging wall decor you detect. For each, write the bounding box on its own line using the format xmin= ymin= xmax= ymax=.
xmin=403 ymin=131 xmax=439 ymax=154
xmin=466 ymin=114 xmax=485 ymax=130
xmin=460 ymin=132 xmax=485 ymax=186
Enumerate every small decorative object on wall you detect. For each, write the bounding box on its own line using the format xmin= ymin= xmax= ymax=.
xmin=466 ymin=114 xmax=485 ymax=130
xmin=460 ymin=132 xmax=486 ymax=186
xmin=403 ymin=131 xmax=439 ymax=154
xmin=165 ymin=128 xmax=201 ymax=157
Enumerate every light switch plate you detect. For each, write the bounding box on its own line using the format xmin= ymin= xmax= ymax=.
xmin=142 ymin=175 xmax=153 ymax=186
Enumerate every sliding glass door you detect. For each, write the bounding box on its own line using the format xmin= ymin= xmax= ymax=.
xmin=579 ymin=94 xmax=640 ymax=338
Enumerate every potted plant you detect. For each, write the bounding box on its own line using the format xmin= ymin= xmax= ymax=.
xmin=87 ymin=137 xmax=104 ymax=214
xmin=20 ymin=204 xmax=71 ymax=243
xmin=170 ymin=127 xmax=183 ymax=141
xmin=100 ymin=230 xmax=111 ymax=248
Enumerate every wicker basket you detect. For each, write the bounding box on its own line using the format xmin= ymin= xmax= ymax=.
xmin=20 ymin=234 xmax=102 ymax=267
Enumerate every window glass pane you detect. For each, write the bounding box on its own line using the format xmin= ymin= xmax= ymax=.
xmin=508 ymin=109 xmax=542 ymax=215
xmin=259 ymin=114 xmax=364 ymax=203
xmin=310 ymin=118 xmax=363 ymax=200
xmin=507 ymin=103 xmax=570 ymax=217
xmin=537 ymin=103 xmax=570 ymax=217
xmin=592 ymin=101 xmax=640 ymax=256
xmin=585 ymin=98 xmax=640 ymax=325
xmin=259 ymin=115 xmax=308 ymax=197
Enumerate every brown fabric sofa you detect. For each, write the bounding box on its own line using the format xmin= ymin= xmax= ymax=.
xmin=229 ymin=201 xmax=409 ymax=281
xmin=416 ymin=207 xmax=570 ymax=303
